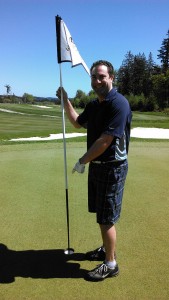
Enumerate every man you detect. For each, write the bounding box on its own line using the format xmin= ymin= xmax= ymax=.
xmin=56 ymin=60 xmax=132 ymax=281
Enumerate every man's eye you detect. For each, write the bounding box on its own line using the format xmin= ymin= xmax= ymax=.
xmin=91 ymin=76 xmax=106 ymax=80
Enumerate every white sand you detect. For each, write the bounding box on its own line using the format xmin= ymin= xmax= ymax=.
xmin=33 ymin=105 xmax=52 ymax=109
xmin=0 ymin=108 xmax=25 ymax=115
xmin=131 ymin=127 xmax=169 ymax=139
xmin=0 ymin=106 xmax=52 ymax=112
xmin=10 ymin=133 xmax=87 ymax=141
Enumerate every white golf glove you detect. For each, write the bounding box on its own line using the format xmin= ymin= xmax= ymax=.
xmin=72 ymin=160 xmax=85 ymax=174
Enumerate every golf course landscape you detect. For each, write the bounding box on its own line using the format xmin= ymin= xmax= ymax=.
xmin=0 ymin=103 xmax=169 ymax=299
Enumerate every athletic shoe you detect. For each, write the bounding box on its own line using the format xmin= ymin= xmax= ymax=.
xmin=85 ymin=246 xmax=105 ymax=261
xmin=85 ymin=262 xmax=119 ymax=281
xmin=85 ymin=246 xmax=116 ymax=261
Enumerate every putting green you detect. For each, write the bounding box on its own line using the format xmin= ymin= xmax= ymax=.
xmin=0 ymin=141 xmax=169 ymax=299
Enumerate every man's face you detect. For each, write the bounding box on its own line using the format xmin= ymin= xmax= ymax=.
xmin=91 ymin=65 xmax=114 ymax=99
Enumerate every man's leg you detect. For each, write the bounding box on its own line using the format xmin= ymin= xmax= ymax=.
xmin=100 ymin=224 xmax=116 ymax=262
xmin=84 ymin=224 xmax=119 ymax=281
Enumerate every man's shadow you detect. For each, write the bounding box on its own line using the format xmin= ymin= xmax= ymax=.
xmin=0 ymin=244 xmax=86 ymax=284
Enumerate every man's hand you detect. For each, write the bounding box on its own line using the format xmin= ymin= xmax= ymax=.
xmin=56 ymin=87 xmax=68 ymax=102
xmin=72 ymin=160 xmax=85 ymax=174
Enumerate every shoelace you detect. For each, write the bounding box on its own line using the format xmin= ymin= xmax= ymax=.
xmin=95 ymin=264 xmax=108 ymax=275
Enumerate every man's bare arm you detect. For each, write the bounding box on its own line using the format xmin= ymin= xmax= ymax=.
xmin=79 ymin=133 xmax=114 ymax=164
xmin=56 ymin=87 xmax=81 ymax=128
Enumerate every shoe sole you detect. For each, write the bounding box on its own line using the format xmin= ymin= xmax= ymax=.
xmin=84 ymin=269 xmax=119 ymax=282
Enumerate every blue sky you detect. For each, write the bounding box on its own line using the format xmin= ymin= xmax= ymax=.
xmin=0 ymin=0 xmax=168 ymax=98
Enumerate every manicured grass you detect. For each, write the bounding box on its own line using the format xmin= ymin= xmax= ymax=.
xmin=0 ymin=141 xmax=169 ymax=299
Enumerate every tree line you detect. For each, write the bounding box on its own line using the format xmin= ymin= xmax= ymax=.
xmin=1 ymin=30 xmax=169 ymax=111
xmin=71 ymin=30 xmax=169 ymax=111
xmin=0 ymin=91 xmax=36 ymax=104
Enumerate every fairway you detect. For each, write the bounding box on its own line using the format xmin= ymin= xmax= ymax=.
xmin=0 ymin=104 xmax=169 ymax=144
xmin=0 ymin=141 xmax=169 ymax=300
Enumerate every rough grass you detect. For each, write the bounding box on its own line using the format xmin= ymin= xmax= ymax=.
xmin=0 ymin=104 xmax=169 ymax=144
xmin=0 ymin=103 xmax=85 ymax=142
xmin=132 ymin=112 xmax=169 ymax=128
xmin=0 ymin=141 xmax=169 ymax=299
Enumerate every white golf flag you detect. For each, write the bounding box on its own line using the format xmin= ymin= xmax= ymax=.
xmin=56 ymin=15 xmax=90 ymax=75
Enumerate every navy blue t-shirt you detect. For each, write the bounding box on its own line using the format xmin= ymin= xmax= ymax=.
xmin=77 ymin=88 xmax=132 ymax=162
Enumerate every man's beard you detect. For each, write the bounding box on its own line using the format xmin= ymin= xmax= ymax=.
xmin=92 ymin=85 xmax=108 ymax=97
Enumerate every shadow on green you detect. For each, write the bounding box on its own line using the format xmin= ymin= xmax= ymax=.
xmin=0 ymin=244 xmax=86 ymax=283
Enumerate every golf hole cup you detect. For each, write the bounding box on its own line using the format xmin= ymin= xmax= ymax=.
xmin=64 ymin=248 xmax=74 ymax=255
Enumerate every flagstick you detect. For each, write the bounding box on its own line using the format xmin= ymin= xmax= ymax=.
xmin=59 ymin=64 xmax=74 ymax=255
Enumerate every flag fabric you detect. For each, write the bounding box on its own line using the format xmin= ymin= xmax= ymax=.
xmin=55 ymin=15 xmax=90 ymax=75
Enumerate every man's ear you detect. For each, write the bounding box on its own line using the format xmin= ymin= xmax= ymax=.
xmin=111 ymin=75 xmax=114 ymax=82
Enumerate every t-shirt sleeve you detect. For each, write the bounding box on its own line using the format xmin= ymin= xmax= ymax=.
xmin=103 ymin=101 xmax=129 ymax=138
xmin=77 ymin=104 xmax=89 ymax=128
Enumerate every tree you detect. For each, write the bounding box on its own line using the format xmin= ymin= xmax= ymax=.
xmin=147 ymin=52 xmax=155 ymax=75
xmin=22 ymin=93 xmax=34 ymax=103
xmin=142 ymin=52 xmax=155 ymax=97
xmin=117 ymin=51 xmax=134 ymax=95
xmin=132 ymin=53 xmax=147 ymax=95
xmin=157 ymin=29 xmax=169 ymax=73
xmin=75 ymin=89 xmax=86 ymax=99
xmin=4 ymin=84 xmax=11 ymax=95
xmin=88 ymin=90 xmax=96 ymax=99
xmin=117 ymin=52 xmax=150 ymax=96
xmin=74 ymin=90 xmax=87 ymax=108
xmin=151 ymin=70 xmax=169 ymax=109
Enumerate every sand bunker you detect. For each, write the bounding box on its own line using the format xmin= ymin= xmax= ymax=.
xmin=9 ymin=128 xmax=169 ymax=141
xmin=10 ymin=133 xmax=87 ymax=141
xmin=131 ymin=127 xmax=169 ymax=139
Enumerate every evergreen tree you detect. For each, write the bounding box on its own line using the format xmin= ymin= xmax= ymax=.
xmin=157 ymin=29 xmax=169 ymax=73
xmin=117 ymin=52 xmax=149 ymax=96
xmin=117 ymin=51 xmax=134 ymax=95
xmin=132 ymin=53 xmax=147 ymax=95
xmin=147 ymin=52 xmax=155 ymax=75
xmin=143 ymin=52 xmax=155 ymax=97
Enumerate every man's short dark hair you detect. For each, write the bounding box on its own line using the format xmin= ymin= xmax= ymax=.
xmin=90 ymin=60 xmax=114 ymax=76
